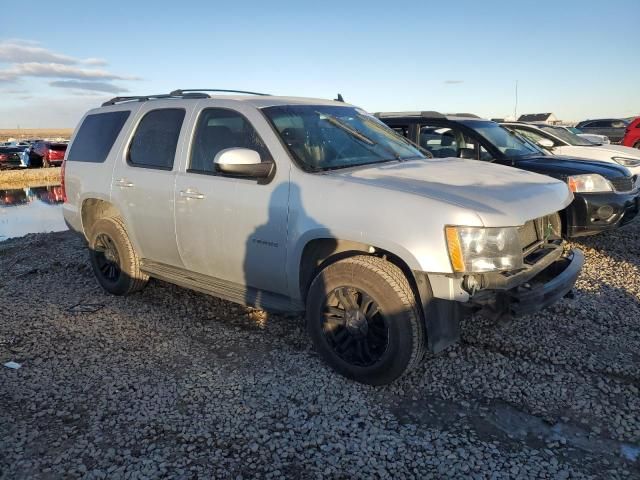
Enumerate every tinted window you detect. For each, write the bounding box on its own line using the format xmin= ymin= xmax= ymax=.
xmin=419 ymin=125 xmax=479 ymax=159
xmin=190 ymin=108 xmax=270 ymax=173
xmin=67 ymin=111 xmax=130 ymax=163
xmin=128 ymin=109 xmax=185 ymax=170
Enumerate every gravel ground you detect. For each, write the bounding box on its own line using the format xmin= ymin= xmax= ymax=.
xmin=1 ymin=223 xmax=639 ymax=479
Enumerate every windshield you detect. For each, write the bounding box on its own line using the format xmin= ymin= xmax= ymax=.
xmin=541 ymin=126 xmax=594 ymax=146
xmin=262 ymin=105 xmax=426 ymax=171
xmin=462 ymin=121 xmax=542 ymax=158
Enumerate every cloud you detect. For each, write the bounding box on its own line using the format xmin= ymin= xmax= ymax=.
xmin=0 ymin=62 xmax=141 ymax=82
xmin=444 ymin=80 xmax=464 ymax=84
xmin=0 ymin=39 xmax=77 ymax=64
xmin=1 ymin=88 xmax=29 ymax=94
xmin=0 ymin=39 xmax=109 ymax=66
xmin=83 ymin=57 xmax=108 ymax=66
xmin=50 ymin=80 xmax=129 ymax=94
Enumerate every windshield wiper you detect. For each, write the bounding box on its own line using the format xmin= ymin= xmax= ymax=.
xmin=318 ymin=112 xmax=377 ymax=146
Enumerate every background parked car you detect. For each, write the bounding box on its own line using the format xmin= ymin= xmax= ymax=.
xmin=0 ymin=145 xmax=30 ymax=169
xmin=554 ymin=126 xmax=610 ymax=144
xmin=377 ymin=111 xmax=640 ymax=237
xmin=622 ymin=117 xmax=640 ymax=149
xmin=501 ymin=122 xmax=640 ymax=176
xmin=575 ymin=118 xmax=630 ymax=144
xmin=29 ymin=141 xmax=68 ymax=167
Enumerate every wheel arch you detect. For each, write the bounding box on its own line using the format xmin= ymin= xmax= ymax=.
xmin=80 ymin=197 xmax=122 ymax=239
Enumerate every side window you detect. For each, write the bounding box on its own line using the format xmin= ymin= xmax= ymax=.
xmin=514 ymin=128 xmax=549 ymax=145
xmin=419 ymin=125 xmax=459 ymax=158
xmin=189 ymin=108 xmax=270 ymax=174
xmin=611 ymin=120 xmax=626 ymax=129
xmin=392 ymin=126 xmax=409 ymax=137
xmin=419 ymin=125 xmax=478 ymax=159
xmin=128 ymin=108 xmax=185 ymax=170
xmin=591 ymin=120 xmax=612 ymax=128
xmin=67 ymin=111 xmax=130 ymax=163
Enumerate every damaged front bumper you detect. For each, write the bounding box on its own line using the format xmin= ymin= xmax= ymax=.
xmin=469 ymin=246 xmax=584 ymax=316
xmin=416 ymin=246 xmax=584 ymax=354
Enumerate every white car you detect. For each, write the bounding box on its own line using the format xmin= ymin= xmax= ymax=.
xmin=502 ymin=122 xmax=640 ymax=176
xmin=554 ymin=126 xmax=610 ymax=145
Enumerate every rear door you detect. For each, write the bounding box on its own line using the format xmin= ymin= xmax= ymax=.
xmin=174 ymin=102 xmax=290 ymax=295
xmin=111 ymin=102 xmax=193 ymax=267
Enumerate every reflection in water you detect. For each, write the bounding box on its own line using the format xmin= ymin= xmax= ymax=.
xmin=0 ymin=185 xmax=67 ymax=241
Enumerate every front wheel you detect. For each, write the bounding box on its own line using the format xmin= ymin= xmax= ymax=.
xmin=306 ymin=255 xmax=425 ymax=385
xmin=88 ymin=217 xmax=148 ymax=295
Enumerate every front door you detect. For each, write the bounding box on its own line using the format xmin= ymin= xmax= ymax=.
xmin=174 ymin=104 xmax=290 ymax=296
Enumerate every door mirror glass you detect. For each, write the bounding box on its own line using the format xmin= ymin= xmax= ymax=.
xmin=214 ymin=148 xmax=273 ymax=178
xmin=537 ymin=138 xmax=555 ymax=149
xmin=459 ymin=147 xmax=476 ymax=159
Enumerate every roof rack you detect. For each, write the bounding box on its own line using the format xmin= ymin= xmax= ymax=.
xmin=446 ymin=112 xmax=481 ymax=119
xmin=374 ymin=111 xmax=446 ymax=119
xmin=169 ymin=89 xmax=271 ymax=96
xmin=102 ymin=88 xmax=270 ymax=107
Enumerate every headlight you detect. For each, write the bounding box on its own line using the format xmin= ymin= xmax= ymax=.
xmin=612 ymin=157 xmax=640 ymax=168
xmin=567 ymin=174 xmax=612 ymax=193
xmin=445 ymin=226 xmax=523 ymax=273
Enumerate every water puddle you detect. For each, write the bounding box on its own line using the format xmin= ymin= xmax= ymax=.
xmin=0 ymin=185 xmax=67 ymax=241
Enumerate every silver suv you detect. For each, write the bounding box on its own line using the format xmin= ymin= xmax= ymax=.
xmin=62 ymin=89 xmax=583 ymax=385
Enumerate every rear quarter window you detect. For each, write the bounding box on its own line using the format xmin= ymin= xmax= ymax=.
xmin=67 ymin=111 xmax=131 ymax=163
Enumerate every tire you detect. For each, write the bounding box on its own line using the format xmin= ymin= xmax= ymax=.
xmin=306 ymin=255 xmax=425 ymax=385
xmin=634 ymin=141 xmax=640 ymax=150
xmin=88 ymin=217 xmax=148 ymax=295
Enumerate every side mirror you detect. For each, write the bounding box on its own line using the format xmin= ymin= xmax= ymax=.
xmin=214 ymin=148 xmax=274 ymax=178
xmin=459 ymin=148 xmax=476 ymax=159
xmin=537 ymin=138 xmax=555 ymax=149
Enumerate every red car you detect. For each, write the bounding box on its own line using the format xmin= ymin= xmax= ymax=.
xmin=29 ymin=141 xmax=68 ymax=167
xmin=622 ymin=117 xmax=640 ymax=149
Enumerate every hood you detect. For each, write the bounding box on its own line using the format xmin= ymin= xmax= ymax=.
xmin=513 ymin=155 xmax=631 ymax=179
xmin=325 ymin=158 xmax=573 ymax=226
xmin=586 ymin=144 xmax=640 ymax=159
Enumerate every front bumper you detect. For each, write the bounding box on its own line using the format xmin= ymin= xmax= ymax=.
xmin=418 ymin=246 xmax=583 ymax=353
xmin=565 ymin=190 xmax=640 ymax=237
xmin=468 ymin=247 xmax=583 ymax=317
xmin=505 ymin=249 xmax=583 ymax=316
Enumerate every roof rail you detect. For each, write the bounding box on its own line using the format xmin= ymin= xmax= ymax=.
xmin=374 ymin=111 xmax=445 ymax=119
xmin=101 ymin=92 xmax=210 ymax=107
xmin=169 ymin=88 xmax=271 ymax=96
xmin=447 ymin=112 xmax=481 ymax=119
xmin=101 ymin=88 xmax=265 ymax=107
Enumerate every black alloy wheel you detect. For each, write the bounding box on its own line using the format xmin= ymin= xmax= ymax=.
xmin=93 ymin=233 xmax=121 ymax=283
xmin=322 ymin=286 xmax=389 ymax=367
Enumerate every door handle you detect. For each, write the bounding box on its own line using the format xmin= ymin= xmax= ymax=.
xmin=180 ymin=189 xmax=205 ymax=200
xmin=115 ymin=178 xmax=134 ymax=188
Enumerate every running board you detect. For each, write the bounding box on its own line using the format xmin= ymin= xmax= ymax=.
xmin=140 ymin=260 xmax=304 ymax=313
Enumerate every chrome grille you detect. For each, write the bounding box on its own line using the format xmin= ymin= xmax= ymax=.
xmin=610 ymin=176 xmax=634 ymax=192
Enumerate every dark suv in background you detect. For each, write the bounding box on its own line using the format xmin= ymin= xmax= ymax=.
xmin=377 ymin=111 xmax=639 ymax=238
xmin=575 ymin=119 xmax=630 ymax=144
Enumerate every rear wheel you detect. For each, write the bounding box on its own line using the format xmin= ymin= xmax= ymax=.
xmin=88 ymin=217 xmax=148 ymax=295
xmin=306 ymin=255 xmax=425 ymax=385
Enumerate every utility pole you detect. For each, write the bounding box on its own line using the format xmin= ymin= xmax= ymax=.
xmin=513 ymin=80 xmax=518 ymax=120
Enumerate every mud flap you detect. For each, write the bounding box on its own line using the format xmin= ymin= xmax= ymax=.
xmin=414 ymin=272 xmax=462 ymax=354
